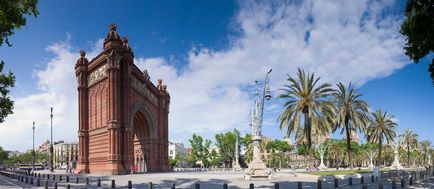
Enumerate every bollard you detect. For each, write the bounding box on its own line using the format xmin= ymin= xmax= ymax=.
xmin=361 ymin=176 xmax=364 ymax=184
xmin=249 ymin=183 xmax=254 ymax=189
xmin=149 ymin=182 xmax=153 ymax=189
xmin=30 ymin=177 xmax=33 ymax=185
xmin=111 ymin=179 xmax=116 ymax=188
xmin=223 ymin=183 xmax=228 ymax=189
xmin=128 ymin=180 xmax=132 ymax=189
xmin=171 ymin=182 xmax=176 ymax=189
xmin=371 ymin=175 xmax=375 ymax=182
xmin=37 ymin=179 xmax=40 ymax=186
xmin=410 ymin=176 xmax=413 ymax=185
xmin=25 ymin=177 xmax=28 ymax=183
xmin=42 ymin=174 xmax=45 ymax=179
xmin=317 ymin=180 xmax=322 ymax=189
xmin=38 ymin=173 xmax=40 ymax=178
xmin=47 ymin=174 xmax=49 ymax=179
xmin=76 ymin=177 xmax=79 ymax=184
xmin=97 ymin=178 xmax=101 ymax=186
xmin=53 ymin=174 xmax=55 ymax=180
xmin=86 ymin=177 xmax=89 ymax=185
xmin=274 ymin=182 xmax=279 ymax=189
xmin=195 ymin=183 xmax=200 ymax=189
xmin=297 ymin=181 xmax=302 ymax=189
xmin=362 ymin=185 xmax=368 ymax=189
xmin=66 ymin=184 xmax=70 ymax=189
xmin=54 ymin=182 xmax=58 ymax=189
xmin=392 ymin=180 xmax=396 ymax=189
xmin=378 ymin=182 xmax=383 ymax=189
xmin=401 ymin=177 xmax=405 ymax=187
xmin=59 ymin=175 xmax=62 ymax=181
xmin=349 ymin=177 xmax=352 ymax=185
xmin=44 ymin=180 xmax=48 ymax=189
xmin=66 ymin=175 xmax=69 ymax=182
xmin=334 ymin=178 xmax=339 ymax=187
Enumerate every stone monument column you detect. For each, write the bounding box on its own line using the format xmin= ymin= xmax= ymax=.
xmin=233 ymin=136 xmax=241 ymax=171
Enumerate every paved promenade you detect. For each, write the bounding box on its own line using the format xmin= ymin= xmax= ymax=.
xmin=0 ymin=169 xmax=433 ymax=188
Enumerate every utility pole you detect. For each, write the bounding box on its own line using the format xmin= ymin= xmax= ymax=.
xmin=50 ymin=107 xmax=54 ymax=172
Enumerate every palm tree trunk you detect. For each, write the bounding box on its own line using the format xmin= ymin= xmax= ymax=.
xmin=345 ymin=117 xmax=353 ymax=170
xmin=378 ymin=137 xmax=382 ymax=167
xmin=305 ymin=112 xmax=313 ymax=170
xmin=407 ymin=143 xmax=410 ymax=167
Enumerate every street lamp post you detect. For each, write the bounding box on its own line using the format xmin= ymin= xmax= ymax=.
xmin=244 ymin=69 xmax=272 ymax=180
xmin=50 ymin=107 xmax=54 ymax=172
xmin=32 ymin=121 xmax=35 ymax=171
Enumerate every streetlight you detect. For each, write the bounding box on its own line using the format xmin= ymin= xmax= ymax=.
xmin=32 ymin=121 xmax=35 ymax=171
xmin=50 ymin=107 xmax=54 ymax=172
xmin=245 ymin=69 xmax=272 ymax=180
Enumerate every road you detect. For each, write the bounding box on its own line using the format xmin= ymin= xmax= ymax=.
xmin=0 ymin=174 xmax=24 ymax=189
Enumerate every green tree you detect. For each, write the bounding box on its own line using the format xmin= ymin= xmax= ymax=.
xmin=366 ymin=109 xmax=397 ymax=167
xmin=0 ymin=146 xmax=8 ymax=164
xmin=399 ymin=128 xmax=419 ymax=167
xmin=419 ymin=140 xmax=431 ymax=165
xmin=0 ymin=0 xmax=38 ymax=123
xmin=240 ymin=134 xmax=253 ymax=163
xmin=277 ymin=68 xmax=335 ymax=169
xmin=189 ymin=133 xmax=211 ymax=168
xmin=332 ymin=82 xmax=369 ymax=170
xmin=215 ymin=129 xmax=240 ymax=167
xmin=400 ymin=0 xmax=434 ymax=85
xmin=208 ymin=149 xmax=223 ymax=167
xmin=328 ymin=140 xmax=346 ymax=167
xmin=0 ymin=0 xmax=39 ymax=46
xmin=265 ymin=140 xmax=292 ymax=154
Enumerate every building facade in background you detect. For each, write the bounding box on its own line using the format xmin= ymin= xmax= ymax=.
xmin=168 ymin=142 xmax=188 ymax=159
xmin=53 ymin=141 xmax=78 ymax=169
xmin=35 ymin=140 xmax=50 ymax=154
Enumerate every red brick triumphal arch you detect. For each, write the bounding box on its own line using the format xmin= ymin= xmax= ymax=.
xmin=75 ymin=24 xmax=170 ymax=174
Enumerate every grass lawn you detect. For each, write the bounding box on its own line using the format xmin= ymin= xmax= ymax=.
xmin=304 ymin=168 xmax=391 ymax=176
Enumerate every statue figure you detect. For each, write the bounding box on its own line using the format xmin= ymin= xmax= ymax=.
xmin=390 ymin=140 xmax=403 ymax=170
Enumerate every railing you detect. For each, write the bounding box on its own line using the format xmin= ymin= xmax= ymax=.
xmin=172 ymin=167 xmax=234 ymax=172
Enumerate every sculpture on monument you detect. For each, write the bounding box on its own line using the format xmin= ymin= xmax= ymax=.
xmin=244 ymin=69 xmax=272 ymax=180
xmin=316 ymin=143 xmax=328 ymax=170
xmin=389 ymin=140 xmax=403 ymax=170
xmin=366 ymin=148 xmax=376 ymax=169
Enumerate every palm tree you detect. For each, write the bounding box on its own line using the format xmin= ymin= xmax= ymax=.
xmin=278 ymin=68 xmax=335 ymax=169
xmin=399 ymin=128 xmax=419 ymax=167
xmin=419 ymin=140 xmax=431 ymax=165
xmin=366 ymin=109 xmax=397 ymax=167
xmin=332 ymin=82 xmax=369 ymax=170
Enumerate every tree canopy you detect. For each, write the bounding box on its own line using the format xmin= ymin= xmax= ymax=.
xmin=400 ymin=0 xmax=434 ymax=85
xmin=189 ymin=133 xmax=211 ymax=167
xmin=0 ymin=0 xmax=39 ymax=46
xmin=0 ymin=0 xmax=39 ymax=123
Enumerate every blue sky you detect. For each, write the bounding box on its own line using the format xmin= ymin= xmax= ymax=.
xmin=0 ymin=0 xmax=432 ymax=151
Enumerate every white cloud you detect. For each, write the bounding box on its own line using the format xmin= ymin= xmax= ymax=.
xmin=0 ymin=0 xmax=408 ymax=150
xmin=0 ymin=40 xmax=104 ymax=151
xmin=138 ymin=0 xmax=407 ymax=135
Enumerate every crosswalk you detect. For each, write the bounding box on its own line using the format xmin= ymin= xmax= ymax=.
xmin=0 ymin=175 xmax=23 ymax=189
